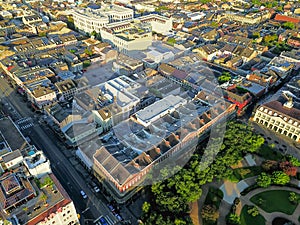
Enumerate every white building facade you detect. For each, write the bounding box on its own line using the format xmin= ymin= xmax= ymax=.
xmin=72 ymin=5 xmax=134 ymax=34
xmin=253 ymin=101 xmax=300 ymax=142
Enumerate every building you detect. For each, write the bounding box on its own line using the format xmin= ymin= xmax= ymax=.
xmin=112 ymin=54 xmax=144 ymax=75
xmin=44 ymin=103 xmax=82 ymax=130
xmin=252 ymin=94 xmax=300 ymax=142
xmin=100 ymin=14 xmax=172 ymax=52
xmin=23 ymin=151 xmax=52 ymax=178
xmin=72 ymin=5 xmax=134 ymax=34
xmin=138 ymin=14 xmax=173 ymax=35
xmin=7 ymin=173 xmax=79 ymax=225
xmin=134 ymin=95 xmax=187 ymax=127
xmin=99 ymin=76 xmax=141 ymax=114
xmin=55 ymin=79 xmax=77 ymax=101
xmin=22 ymin=14 xmax=42 ymax=25
xmin=2 ymin=150 xmax=23 ymax=170
xmin=223 ymin=84 xmax=252 ymax=115
xmin=27 ymin=86 xmax=57 ymax=109
xmin=101 ymin=20 xmax=152 ymax=53
xmin=62 ymin=121 xmax=99 ymax=147
xmin=76 ymin=90 xmax=236 ymax=202
xmin=92 ymin=108 xmax=112 ymax=133
xmin=222 ymin=10 xmax=271 ymax=25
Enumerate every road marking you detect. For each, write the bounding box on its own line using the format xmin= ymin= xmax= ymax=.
xmin=105 ymin=216 xmax=114 ymax=225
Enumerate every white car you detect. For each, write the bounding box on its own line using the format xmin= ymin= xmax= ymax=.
xmin=94 ymin=186 xmax=100 ymax=193
xmin=80 ymin=190 xmax=87 ymax=199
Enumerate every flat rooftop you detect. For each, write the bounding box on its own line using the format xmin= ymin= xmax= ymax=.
xmin=0 ymin=117 xmax=30 ymax=152
xmin=134 ymin=95 xmax=187 ymax=126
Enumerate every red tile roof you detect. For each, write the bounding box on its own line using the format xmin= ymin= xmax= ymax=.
xmin=274 ymin=14 xmax=300 ymax=23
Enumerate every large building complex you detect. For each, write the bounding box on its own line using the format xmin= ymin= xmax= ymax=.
xmin=100 ymin=20 xmax=153 ymax=53
xmin=72 ymin=4 xmax=134 ymax=34
xmin=77 ymin=90 xmax=236 ymax=202
xmin=252 ymin=93 xmax=300 ymax=143
xmin=100 ymin=14 xmax=172 ymax=52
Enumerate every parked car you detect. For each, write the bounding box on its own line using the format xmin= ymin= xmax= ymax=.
xmin=94 ymin=186 xmax=100 ymax=193
xmin=99 ymin=217 xmax=108 ymax=225
xmin=107 ymin=204 xmax=115 ymax=212
xmin=115 ymin=214 xmax=123 ymax=221
xmin=80 ymin=190 xmax=87 ymax=199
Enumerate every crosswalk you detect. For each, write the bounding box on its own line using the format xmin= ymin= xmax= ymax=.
xmin=94 ymin=216 xmax=114 ymax=225
xmin=16 ymin=117 xmax=34 ymax=130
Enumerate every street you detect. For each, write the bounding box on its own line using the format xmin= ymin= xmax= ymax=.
xmin=0 ymin=77 xmax=118 ymax=225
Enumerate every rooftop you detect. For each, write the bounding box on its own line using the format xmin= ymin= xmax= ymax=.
xmin=0 ymin=117 xmax=30 ymax=152
xmin=91 ymin=93 xmax=232 ymax=186
xmin=134 ymin=95 xmax=187 ymax=126
xmin=13 ymin=173 xmax=72 ymax=225
xmin=261 ymin=97 xmax=300 ymax=124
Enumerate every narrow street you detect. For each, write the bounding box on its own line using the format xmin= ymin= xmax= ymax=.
xmin=0 ymin=77 xmax=118 ymax=225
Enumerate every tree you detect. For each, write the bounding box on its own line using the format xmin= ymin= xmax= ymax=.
xmin=211 ymin=21 xmax=219 ymax=28
xmin=272 ymin=171 xmax=290 ymax=185
xmin=282 ymin=22 xmax=295 ymax=30
xmin=263 ymin=34 xmax=278 ymax=46
xmin=167 ymin=38 xmax=176 ymax=46
xmin=256 ymin=172 xmax=272 ymax=188
xmin=142 ymin=202 xmax=151 ymax=214
xmin=252 ymin=32 xmax=260 ymax=39
xmin=288 ymin=192 xmax=298 ymax=204
xmin=239 ymin=168 xmax=251 ymax=178
xmin=218 ymin=73 xmax=231 ymax=84
xmin=84 ymin=48 xmax=93 ymax=56
xmin=40 ymin=193 xmax=47 ymax=204
xmin=262 ymin=160 xmax=278 ymax=172
xmin=83 ymin=60 xmax=91 ymax=68
xmin=251 ymin=0 xmax=261 ymax=6
xmin=201 ymin=205 xmax=219 ymax=223
xmin=287 ymin=155 xmax=300 ymax=167
xmin=280 ymin=161 xmax=297 ymax=177
xmin=227 ymin=213 xmax=241 ymax=225
xmin=247 ymin=206 xmax=259 ymax=217
xmin=91 ymin=30 xmax=97 ymax=37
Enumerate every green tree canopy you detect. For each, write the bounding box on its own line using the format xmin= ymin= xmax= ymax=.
xmin=272 ymin=171 xmax=290 ymax=185
xmin=282 ymin=21 xmax=295 ymax=30
xmin=227 ymin=213 xmax=241 ymax=225
xmin=256 ymin=172 xmax=272 ymax=188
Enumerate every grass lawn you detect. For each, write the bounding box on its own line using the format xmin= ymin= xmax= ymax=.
xmin=240 ymin=205 xmax=265 ymax=225
xmin=257 ymin=145 xmax=283 ymax=161
xmin=233 ymin=166 xmax=262 ymax=180
xmin=250 ymin=190 xmax=300 ymax=215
